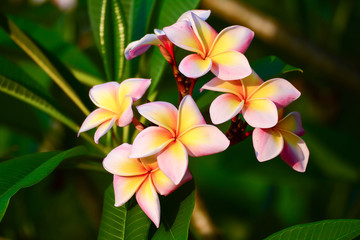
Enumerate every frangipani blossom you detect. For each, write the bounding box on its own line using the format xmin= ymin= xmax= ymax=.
xmin=103 ymin=143 xmax=192 ymax=227
xmin=252 ymin=112 xmax=309 ymax=172
xmin=125 ymin=10 xmax=211 ymax=60
xmin=201 ymin=71 xmax=300 ymax=128
xmin=163 ymin=12 xmax=254 ymax=80
xmin=78 ymin=78 xmax=151 ymax=143
xmin=129 ymin=95 xmax=230 ymax=184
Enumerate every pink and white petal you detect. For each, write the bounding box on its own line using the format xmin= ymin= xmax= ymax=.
xmin=180 ymin=169 xmax=193 ymax=185
xmin=189 ymin=12 xmax=217 ymax=53
xmin=209 ymin=93 xmax=244 ymax=125
xmin=242 ymin=98 xmax=278 ymax=128
xmin=249 ymin=78 xmax=301 ymax=107
xmin=177 ymin=95 xmax=206 ymax=135
xmin=154 ymin=29 xmax=165 ymax=36
xmin=136 ymin=102 xmax=178 ymax=133
xmin=163 ymin=21 xmax=203 ymax=54
xmin=151 ymin=169 xmax=177 ymax=196
xmin=113 ymin=175 xmax=147 ymax=207
xmin=178 ymin=125 xmax=230 ymax=157
xmin=200 ymin=77 xmax=244 ymax=98
xmin=130 ymin=126 xmax=173 ymax=158
xmin=276 ymin=112 xmax=305 ymax=136
xmin=89 ymin=82 xmax=119 ymax=113
xmin=103 ymin=143 xmax=147 ymax=176
xmin=179 ymin=54 xmax=212 ymax=79
xmin=280 ymin=131 xmax=309 ymax=172
xmin=78 ymin=108 xmax=115 ymax=135
xmin=136 ymin=177 xmax=161 ymax=228
xmin=177 ymin=10 xmax=211 ymax=22
xmin=157 ymin=140 xmax=188 ymax=185
xmin=116 ymin=95 xmax=133 ymax=127
xmin=152 ymin=168 xmax=192 ymax=196
xmin=157 ymin=35 xmax=173 ymax=52
xmin=125 ymin=34 xmax=162 ymax=60
xmin=252 ymin=128 xmax=284 ymax=162
xmin=94 ymin=116 xmax=116 ymax=144
xmin=209 ymin=25 xmax=254 ymax=56
xmin=241 ymin=70 xmax=264 ymax=97
xmin=118 ymin=78 xmax=151 ymax=101
xmin=210 ymin=51 xmax=252 ymax=80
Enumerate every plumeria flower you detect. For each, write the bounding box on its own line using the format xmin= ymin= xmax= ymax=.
xmin=78 ymin=78 xmax=151 ymax=143
xmin=103 ymin=143 xmax=192 ymax=227
xmin=163 ymin=12 xmax=254 ymax=80
xmin=201 ymin=71 xmax=300 ymax=128
xmin=252 ymin=112 xmax=309 ymax=172
xmin=125 ymin=10 xmax=211 ymax=60
xmin=129 ymin=95 xmax=230 ymax=184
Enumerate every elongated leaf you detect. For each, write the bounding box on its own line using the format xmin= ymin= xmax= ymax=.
xmin=6 ymin=16 xmax=104 ymax=80
xmin=126 ymin=0 xmax=156 ymax=43
xmin=0 ymin=73 xmax=79 ymax=133
xmin=265 ymin=219 xmax=360 ymax=240
xmin=88 ymin=0 xmax=126 ymax=82
xmin=0 ymin=55 xmax=55 ymax=105
xmin=0 ymin=146 xmax=87 ymax=221
xmin=0 ymin=13 xmax=90 ymax=115
xmin=98 ymin=180 xmax=195 ymax=240
xmin=251 ymin=55 xmax=303 ymax=80
xmin=150 ymin=180 xmax=195 ymax=240
xmin=97 ymin=185 xmax=151 ymax=240
xmin=70 ymin=68 xmax=104 ymax=87
xmin=0 ymin=57 xmax=107 ymax=155
xmin=121 ymin=0 xmax=156 ymax=79
xmin=148 ymin=50 xmax=169 ymax=95
xmin=148 ymin=0 xmax=201 ymax=95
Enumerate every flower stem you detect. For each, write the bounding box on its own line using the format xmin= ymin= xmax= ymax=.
xmin=189 ymin=78 xmax=197 ymax=95
xmin=171 ymin=63 xmax=187 ymax=102
xmin=132 ymin=117 xmax=145 ymax=132
xmin=225 ymin=115 xmax=253 ymax=146
xmin=161 ymin=45 xmax=198 ymax=103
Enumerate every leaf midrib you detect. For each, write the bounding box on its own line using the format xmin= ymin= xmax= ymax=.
xmin=0 ymin=151 xmax=62 ymax=200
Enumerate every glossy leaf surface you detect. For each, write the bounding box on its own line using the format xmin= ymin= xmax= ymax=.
xmin=0 ymin=146 xmax=87 ymax=221
xmin=265 ymin=219 xmax=360 ymax=240
xmin=88 ymin=0 xmax=126 ymax=82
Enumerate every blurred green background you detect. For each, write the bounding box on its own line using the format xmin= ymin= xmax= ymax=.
xmin=0 ymin=0 xmax=360 ymax=239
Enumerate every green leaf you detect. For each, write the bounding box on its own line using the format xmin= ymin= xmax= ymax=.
xmin=0 ymin=72 xmax=79 ymax=133
xmin=126 ymin=0 xmax=156 ymax=43
xmin=121 ymin=0 xmax=156 ymax=79
xmin=6 ymin=16 xmax=104 ymax=81
xmin=0 ymin=55 xmax=55 ymax=106
xmin=98 ymin=180 xmax=195 ymax=240
xmin=150 ymin=180 xmax=195 ymax=240
xmin=265 ymin=219 xmax=360 ymax=240
xmin=148 ymin=0 xmax=201 ymax=95
xmin=0 ymin=146 xmax=87 ymax=221
xmin=0 ymin=57 xmax=107 ymax=155
xmin=251 ymin=56 xmax=303 ymax=80
xmin=97 ymin=185 xmax=151 ymax=240
xmin=88 ymin=0 xmax=126 ymax=82
xmin=0 ymin=13 xmax=90 ymax=116
xmin=70 ymin=68 xmax=104 ymax=87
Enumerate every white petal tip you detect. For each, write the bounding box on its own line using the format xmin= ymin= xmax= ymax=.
xmin=293 ymin=163 xmax=307 ymax=172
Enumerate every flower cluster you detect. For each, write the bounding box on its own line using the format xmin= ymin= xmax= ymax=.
xmin=78 ymin=9 xmax=309 ymax=227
